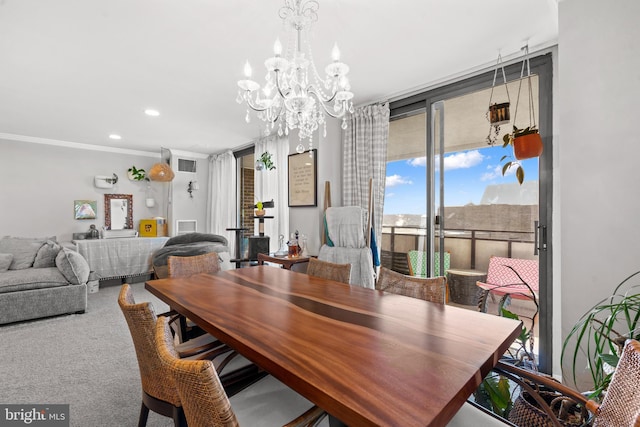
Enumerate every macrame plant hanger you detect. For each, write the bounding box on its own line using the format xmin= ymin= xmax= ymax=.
xmin=508 ymin=44 xmax=543 ymax=161
xmin=511 ymin=45 xmax=536 ymax=137
xmin=486 ymin=52 xmax=511 ymax=145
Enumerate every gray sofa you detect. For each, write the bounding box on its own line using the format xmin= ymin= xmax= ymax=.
xmin=0 ymin=237 xmax=89 ymax=325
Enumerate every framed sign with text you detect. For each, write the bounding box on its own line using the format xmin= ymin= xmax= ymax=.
xmin=288 ymin=149 xmax=317 ymax=207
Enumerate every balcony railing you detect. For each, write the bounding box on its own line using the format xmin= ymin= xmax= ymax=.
xmin=381 ymin=225 xmax=537 ymax=275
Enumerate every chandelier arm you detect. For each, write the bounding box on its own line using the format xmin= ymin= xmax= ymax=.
xmin=307 ymin=84 xmax=338 ymax=104
xmin=244 ymin=93 xmax=271 ymax=112
xmin=314 ymin=97 xmax=347 ymax=119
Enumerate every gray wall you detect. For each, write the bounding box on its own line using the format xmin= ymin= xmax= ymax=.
xmin=558 ymin=0 xmax=640 ymax=377
xmin=166 ymin=150 xmax=210 ymax=236
xmin=0 ymin=138 xmax=170 ymax=241
xmin=289 ymin=121 xmax=342 ymax=256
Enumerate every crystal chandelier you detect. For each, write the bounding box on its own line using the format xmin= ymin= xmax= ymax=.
xmin=237 ymin=0 xmax=354 ymax=154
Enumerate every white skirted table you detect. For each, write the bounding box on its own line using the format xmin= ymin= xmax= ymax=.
xmin=74 ymin=237 xmax=169 ymax=281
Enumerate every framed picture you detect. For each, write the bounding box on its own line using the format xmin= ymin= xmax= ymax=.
xmin=74 ymin=200 xmax=97 ymax=220
xmin=288 ymin=149 xmax=317 ymax=207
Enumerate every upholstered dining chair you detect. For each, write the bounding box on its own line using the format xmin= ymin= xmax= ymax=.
xmin=118 ymin=284 xmax=264 ymax=427
xmin=376 ymin=267 xmax=448 ymax=304
xmin=155 ymin=316 xmax=327 ymax=427
xmin=306 ymin=257 xmax=352 ymax=285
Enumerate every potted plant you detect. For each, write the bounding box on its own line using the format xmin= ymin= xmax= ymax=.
xmin=500 ymin=125 xmax=544 ymax=184
xmin=486 ymin=53 xmax=511 ymax=146
xmin=254 ymin=201 xmax=265 ymax=217
xmin=255 ymin=151 xmax=276 ymax=171
xmin=503 ymin=125 xmax=544 ymax=161
xmin=498 ymin=46 xmax=543 ymax=185
xmin=561 ymin=270 xmax=640 ymax=400
xmin=127 ymin=166 xmax=149 ymax=181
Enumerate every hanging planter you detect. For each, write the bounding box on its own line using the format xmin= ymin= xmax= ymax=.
xmin=512 ymin=127 xmax=543 ymax=160
xmin=486 ymin=53 xmax=511 ymax=145
xmin=255 ymin=151 xmax=276 ymax=171
xmin=501 ymin=46 xmax=543 ymax=184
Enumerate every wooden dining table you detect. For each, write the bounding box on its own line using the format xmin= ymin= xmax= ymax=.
xmin=145 ymin=266 xmax=521 ymax=427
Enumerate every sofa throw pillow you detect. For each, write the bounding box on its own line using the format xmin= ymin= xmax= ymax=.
xmin=0 ymin=237 xmax=46 ymax=270
xmin=33 ymin=240 xmax=62 ymax=268
xmin=55 ymin=248 xmax=90 ymax=285
xmin=0 ymin=253 xmax=13 ymax=272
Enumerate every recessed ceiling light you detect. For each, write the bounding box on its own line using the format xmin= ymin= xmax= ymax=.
xmin=144 ymin=109 xmax=160 ymax=117
xmin=109 ymin=134 xmax=122 ymax=140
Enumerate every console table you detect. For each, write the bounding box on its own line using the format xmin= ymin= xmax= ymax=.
xmin=74 ymin=237 xmax=169 ymax=281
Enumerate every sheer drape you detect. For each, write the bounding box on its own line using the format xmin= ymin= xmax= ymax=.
xmin=254 ymin=135 xmax=289 ymax=253
xmin=207 ymin=150 xmax=237 ymax=256
xmin=343 ymin=102 xmax=390 ymax=255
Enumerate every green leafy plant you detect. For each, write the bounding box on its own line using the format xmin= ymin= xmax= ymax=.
xmin=127 ymin=166 xmax=149 ymax=181
xmin=500 ymin=125 xmax=538 ymax=185
xmin=561 ymin=271 xmax=640 ymax=400
xmin=475 ymin=266 xmax=539 ymax=418
xmin=259 ymin=152 xmax=276 ymax=171
xmin=255 ymin=201 xmax=264 ymax=210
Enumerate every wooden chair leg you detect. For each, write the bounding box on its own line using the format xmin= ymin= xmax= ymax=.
xmin=137 ymin=402 xmax=149 ymax=427
xmin=172 ymin=406 xmax=187 ymax=427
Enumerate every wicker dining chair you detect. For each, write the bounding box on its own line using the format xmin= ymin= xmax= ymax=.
xmin=118 ymin=284 xmax=264 ymax=427
xmin=306 ymin=257 xmax=352 ymax=284
xmin=167 ymin=252 xmax=221 ymax=341
xmin=449 ymin=339 xmax=640 ymax=427
xmin=167 ymin=252 xmax=221 ymax=278
xmin=376 ymin=266 xmax=448 ymax=304
xmin=155 ymin=316 xmax=327 ymax=427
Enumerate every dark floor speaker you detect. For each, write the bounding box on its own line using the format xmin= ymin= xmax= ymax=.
xmin=248 ymin=236 xmax=270 ymax=261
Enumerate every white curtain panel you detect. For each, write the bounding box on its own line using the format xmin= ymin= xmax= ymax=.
xmin=254 ymin=135 xmax=290 ymax=253
xmin=343 ymin=103 xmax=390 ymax=251
xmin=207 ymin=150 xmax=237 ymax=256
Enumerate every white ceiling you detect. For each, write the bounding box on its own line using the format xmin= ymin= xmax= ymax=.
xmin=0 ymin=0 xmax=558 ymax=155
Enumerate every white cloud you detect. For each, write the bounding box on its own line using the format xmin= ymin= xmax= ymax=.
xmin=408 ymin=157 xmax=426 ymax=167
xmin=386 ymin=192 xmax=395 ymax=198
xmin=386 ymin=174 xmax=413 ymax=187
xmin=443 ymin=150 xmax=484 ymax=171
xmin=407 ymin=150 xmax=485 ymax=171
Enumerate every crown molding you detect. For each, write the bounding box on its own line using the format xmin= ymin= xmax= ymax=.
xmin=0 ymin=133 xmax=160 ymax=158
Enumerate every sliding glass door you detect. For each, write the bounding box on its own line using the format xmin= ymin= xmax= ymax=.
xmin=384 ymin=53 xmax=552 ymax=372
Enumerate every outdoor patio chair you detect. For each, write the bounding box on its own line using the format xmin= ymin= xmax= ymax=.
xmin=407 ymin=250 xmax=451 ymax=277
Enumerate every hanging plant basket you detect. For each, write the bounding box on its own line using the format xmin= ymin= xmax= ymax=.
xmin=512 ymin=127 xmax=544 ymax=160
xmin=500 ymin=46 xmax=543 ymax=184
xmin=486 ymin=53 xmax=511 ymax=145
xmin=489 ymin=102 xmax=511 ymax=126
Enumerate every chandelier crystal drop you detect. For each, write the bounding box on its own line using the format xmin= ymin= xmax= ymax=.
xmin=237 ymin=0 xmax=354 ymax=152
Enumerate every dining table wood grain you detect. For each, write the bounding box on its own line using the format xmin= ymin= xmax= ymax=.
xmin=145 ymin=266 xmax=521 ymax=427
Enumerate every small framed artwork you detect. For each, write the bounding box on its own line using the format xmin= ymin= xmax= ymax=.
xmin=288 ymin=149 xmax=317 ymax=207
xmin=74 ymin=200 xmax=97 ymax=220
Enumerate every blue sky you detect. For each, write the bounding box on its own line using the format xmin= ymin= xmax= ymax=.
xmin=383 ymin=145 xmax=539 ymax=214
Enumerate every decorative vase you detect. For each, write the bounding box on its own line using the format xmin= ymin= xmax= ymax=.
xmin=514 ymin=132 xmax=544 ymax=160
xmin=255 ymin=209 xmax=265 ymax=217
